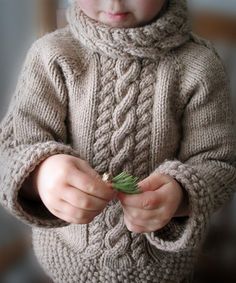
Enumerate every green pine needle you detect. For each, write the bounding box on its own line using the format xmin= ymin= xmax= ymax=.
xmin=110 ymin=172 xmax=141 ymax=194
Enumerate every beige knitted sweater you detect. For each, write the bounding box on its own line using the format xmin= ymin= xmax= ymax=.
xmin=0 ymin=0 xmax=236 ymax=282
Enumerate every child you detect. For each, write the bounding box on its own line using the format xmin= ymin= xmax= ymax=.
xmin=0 ymin=0 xmax=236 ymax=282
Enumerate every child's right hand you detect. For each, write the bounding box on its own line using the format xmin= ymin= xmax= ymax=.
xmin=23 ymin=154 xmax=116 ymax=224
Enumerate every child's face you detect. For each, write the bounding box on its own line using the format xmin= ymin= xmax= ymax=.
xmin=77 ymin=0 xmax=167 ymax=28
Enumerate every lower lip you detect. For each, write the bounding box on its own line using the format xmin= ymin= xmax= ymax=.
xmin=106 ymin=12 xmax=129 ymax=21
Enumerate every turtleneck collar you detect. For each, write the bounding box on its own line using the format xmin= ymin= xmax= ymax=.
xmin=66 ymin=0 xmax=192 ymax=59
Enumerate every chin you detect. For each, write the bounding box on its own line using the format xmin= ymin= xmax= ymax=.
xmin=99 ymin=15 xmax=137 ymax=28
xmin=102 ymin=20 xmax=138 ymax=28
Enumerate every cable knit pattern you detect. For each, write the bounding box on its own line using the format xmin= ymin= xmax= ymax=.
xmin=84 ymin=212 xmax=106 ymax=260
xmin=33 ymin=227 xmax=195 ymax=283
xmin=0 ymin=0 xmax=236 ymax=282
xmin=100 ymin=202 xmax=133 ymax=269
xmin=93 ymin=55 xmax=116 ymax=174
xmin=133 ymin=58 xmax=157 ymax=180
xmin=110 ymin=59 xmax=141 ymax=176
xmin=130 ymin=232 xmax=150 ymax=267
xmin=67 ymin=0 xmax=191 ymax=59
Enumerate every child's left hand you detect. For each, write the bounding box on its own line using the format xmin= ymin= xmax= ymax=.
xmin=116 ymin=172 xmax=190 ymax=233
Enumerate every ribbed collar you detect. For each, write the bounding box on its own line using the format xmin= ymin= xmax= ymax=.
xmin=66 ymin=0 xmax=191 ymax=59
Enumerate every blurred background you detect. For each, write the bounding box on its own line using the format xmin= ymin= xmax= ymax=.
xmin=0 ymin=0 xmax=236 ymax=282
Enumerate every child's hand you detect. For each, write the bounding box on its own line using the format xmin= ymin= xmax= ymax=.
xmin=117 ymin=172 xmax=189 ymax=233
xmin=28 ymin=154 xmax=116 ymax=224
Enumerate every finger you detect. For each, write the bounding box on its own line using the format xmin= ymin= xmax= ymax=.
xmin=124 ymin=213 xmax=169 ymax=232
xmin=138 ymin=172 xmax=171 ymax=192
xmin=122 ymin=206 xmax=163 ymax=222
xmin=74 ymin=158 xmax=114 ymax=191
xmin=50 ymin=208 xmax=93 ymax=224
xmin=61 ymin=186 xmax=107 ymax=211
xmin=74 ymin=158 xmax=101 ymax=180
xmin=70 ymin=157 xmax=115 ymax=198
xmin=49 ymin=208 xmax=76 ymax=224
xmin=43 ymin=199 xmax=80 ymax=224
xmin=68 ymin=167 xmax=115 ymax=201
xmin=52 ymin=200 xmax=99 ymax=223
xmin=124 ymin=215 xmax=153 ymax=233
xmin=117 ymin=190 xmax=163 ymax=210
xmin=157 ymin=181 xmax=184 ymax=217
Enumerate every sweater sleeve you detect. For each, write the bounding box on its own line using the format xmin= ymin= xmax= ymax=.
xmin=0 ymin=41 xmax=80 ymax=229
xmin=144 ymin=49 xmax=236 ymax=252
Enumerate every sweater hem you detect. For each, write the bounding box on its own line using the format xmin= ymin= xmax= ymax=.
xmin=32 ymin=226 xmax=195 ymax=283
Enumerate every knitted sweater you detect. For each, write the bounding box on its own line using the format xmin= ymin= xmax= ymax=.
xmin=0 ymin=0 xmax=236 ymax=282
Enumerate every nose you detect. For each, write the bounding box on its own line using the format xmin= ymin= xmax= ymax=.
xmin=109 ymin=0 xmax=124 ymax=12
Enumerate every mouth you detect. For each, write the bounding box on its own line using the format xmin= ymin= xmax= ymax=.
xmin=105 ymin=11 xmax=129 ymax=21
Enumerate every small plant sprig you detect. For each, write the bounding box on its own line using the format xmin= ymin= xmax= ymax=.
xmin=102 ymin=171 xmax=141 ymax=194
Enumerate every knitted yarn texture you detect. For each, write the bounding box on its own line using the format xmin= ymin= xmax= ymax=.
xmin=67 ymin=0 xmax=191 ymax=59
xmin=0 ymin=0 xmax=236 ymax=282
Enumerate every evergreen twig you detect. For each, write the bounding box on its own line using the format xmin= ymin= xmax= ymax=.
xmin=102 ymin=171 xmax=141 ymax=194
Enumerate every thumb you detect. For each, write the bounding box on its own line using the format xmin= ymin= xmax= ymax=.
xmin=74 ymin=157 xmax=101 ymax=180
xmin=138 ymin=172 xmax=171 ymax=192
